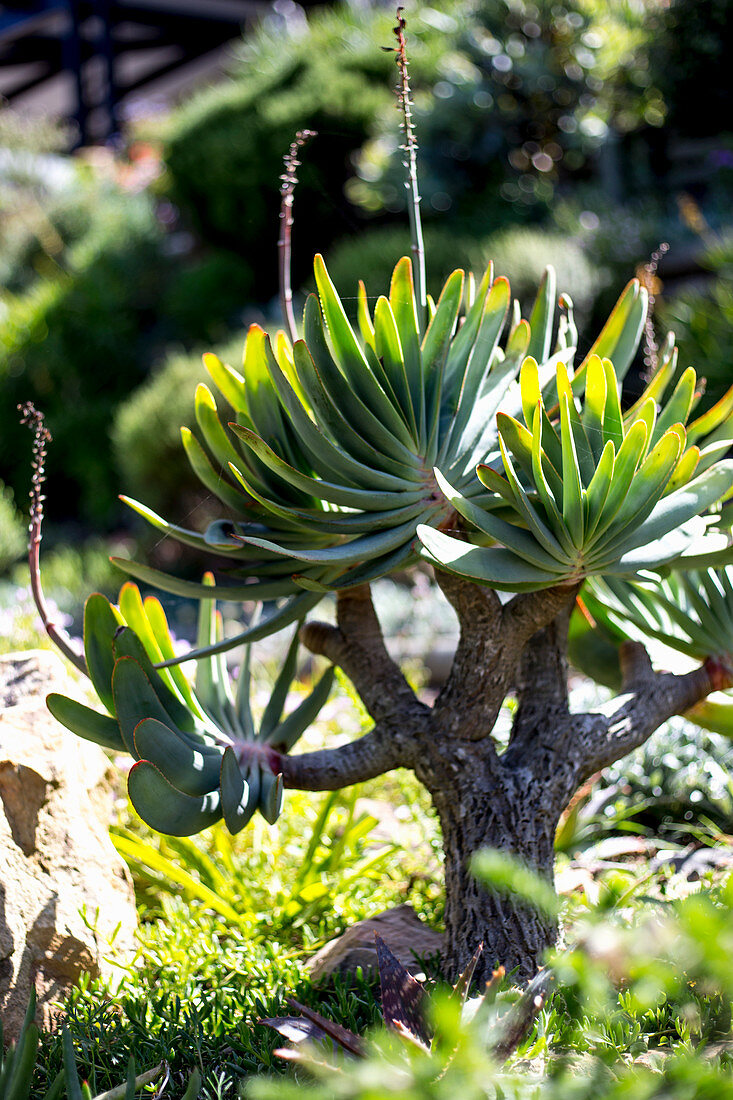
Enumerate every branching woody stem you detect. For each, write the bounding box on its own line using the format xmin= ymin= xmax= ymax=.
xmin=278 ymin=129 xmax=317 ymax=345
xmin=279 ymin=721 xmax=419 ymax=790
xmin=18 ymin=403 xmax=87 ymax=676
xmin=432 ymin=573 xmax=577 ymax=743
xmin=300 ymin=584 xmax=427 ymax=725
xmin=509 ymin=601 xmax=573 ymax=751
xmin=291 ymin=572 xmax=720 ymax=806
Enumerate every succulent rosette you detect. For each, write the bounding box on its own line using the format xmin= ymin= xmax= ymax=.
xmin=47 ymin=577 xmax=333 ymax=836
xmin=418 ymin=349 xmax=733 ymax=590
xmin=112 ymin=256 xmax=657 ymax=632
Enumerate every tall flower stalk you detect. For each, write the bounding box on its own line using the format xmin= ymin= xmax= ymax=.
xmin=391 ymin=8 xmax=427 ymax=331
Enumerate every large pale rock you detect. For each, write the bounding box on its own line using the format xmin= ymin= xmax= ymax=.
xmin=309 ymin=905 xmax=444 ymax=981
xmin=0 ymin=651 xmax=137 ymax=1041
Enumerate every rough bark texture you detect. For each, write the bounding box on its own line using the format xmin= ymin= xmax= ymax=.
xmin=419 ymin=750 xmax=562 ymax=980
xmin=293 ymin=576 xmax=719 ymax=982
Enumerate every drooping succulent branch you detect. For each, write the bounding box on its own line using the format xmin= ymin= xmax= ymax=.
xmin=390 ymin=8 xmax=427 ymax=330
xmin=279 ymin=128 xmax=317 ymax=345
xmin=48 ymin=574 xmax=336 ymax=835
xmin=18 ymin=402 xmax=87 ymax=675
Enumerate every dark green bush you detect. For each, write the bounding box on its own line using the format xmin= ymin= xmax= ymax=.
xmin=658 ymin=234 xmax=733 ymax=414
xmin=323 ymin=223 xmax=603 ymax=324
xmin=160 ymin=0 xmax=663 ymax=300
xmin=0 ymin=481 xmax=26 ymax=576
xmin=160 ymin=4 xmax=431 ymax=297
xmin=0 ymin=187 xmax=95 ymax=295
xmin=651 ymin=0 xmax=733 ymax=139
xmin=160 ymin=249 xmax=254 ymax=344
xmin=112 ymin=336 xmax=242 ymax=520
xmin=0 ymin=182 xmax=257 ymax=527
xmin=348 ymin=0 xmax=665 ymax=225
xmin=0 ymin=187 xmax=167 ymax=525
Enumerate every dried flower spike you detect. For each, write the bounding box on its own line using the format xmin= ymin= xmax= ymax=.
xmin=391 ymin=7 xmax=426 ymax=329
xmin=18 ymin=402 xmax=86 ymax=674
xmin=279 ymin=128 xmax=317 ymax=345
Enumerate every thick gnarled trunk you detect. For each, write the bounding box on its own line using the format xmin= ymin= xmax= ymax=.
xmin=289 ymin=580 xmax=718 ymax=987
xmin=413 ymin=737 xmax=570 ymax=982
xmin=435 ymin=776 xmax=560 ymax=981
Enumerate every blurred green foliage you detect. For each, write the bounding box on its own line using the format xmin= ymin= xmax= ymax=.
xmin=0 ymin=107 xmax=77 ymax=292
xmin=159 ymin=250 xmax=255 ymax=345
xmin=159 ymin=0 xmax=666 ymax=297
xmin=11 ymin=538 xmax=129 ymax=615
xmin=0 ymin=179 xmax=256 ymax=527
xmin=111 ymin=338 xmax=240 ymax=520
xmin=0 ymin=481 xmax=26 ymax=576
xmin=323 ymin=222 xmax=602 ymax=326
xmin=660 ymin=234 xmax=733 ymax=414
xmin=160 ymin=4 xmax=421 ymax=295
xmin=651 ymin=0 xmax=733 ymax=139
xmin=351 ymin=0 xmax=666 ymax=226
xmin=0 ymin=185 xmax=167 ymax=525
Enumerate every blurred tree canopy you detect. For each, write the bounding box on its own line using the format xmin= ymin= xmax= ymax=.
xmin=160 ymin=0 xmax=671 ymax=290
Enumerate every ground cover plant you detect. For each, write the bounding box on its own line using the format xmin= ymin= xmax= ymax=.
xmin=24 ymin=798 xmax=733 ymax=1098
xmin=32 ymin=8 xmax=733 ymax=997
xmin=9 ymin=571 xmax=733 ymax=1097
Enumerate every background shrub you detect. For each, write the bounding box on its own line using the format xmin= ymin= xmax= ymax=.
xmin=348 ymin=0 xmax=665 ymax=225
xmin=0 ymin=186 xmax=167 ymax=525
xmin=159 ymin=0 xmax=666 ymax=282
xmin=651 ymin=0 xmax=733 ymax=140
xmin=658 ymin=234 xmax=733 ymax=414
xmin=159 ymin=249 xmax=255 ymax=344
xmin=0 ymin=481 xmax=26 ymax=576
xmin=322 ymin=223 xmax=603 ymax=325
xmin=112 ymin=335 xmax=243 ymax=522
xmin=0 ymin=183 xmax=259 ymax=528
xmin=159 ymin=4 xmax=432 ymax=298
xmin=0 ymin=187 xmax=95 ymax=295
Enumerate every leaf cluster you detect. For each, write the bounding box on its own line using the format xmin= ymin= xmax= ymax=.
xmin=48 ymin=579 xmax=332 ymax=837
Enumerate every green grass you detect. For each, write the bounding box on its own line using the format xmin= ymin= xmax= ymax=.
xmin=9 ymin=570 xmax=733 ymax=1097
xmin=25 ymin=667 xmax=442 ymax=1098
xmin=31 ymin=774 xmax=441 ymax=1097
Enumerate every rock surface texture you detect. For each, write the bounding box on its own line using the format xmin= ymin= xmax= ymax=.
xmin=309 ymin=905 xmax=443 ymax=981
xmin=0 ymin=650 xmax=136 ymax=1041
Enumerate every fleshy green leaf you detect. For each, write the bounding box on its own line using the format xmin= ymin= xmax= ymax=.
xmin=128 ymin=761 xmax=222 ymax=837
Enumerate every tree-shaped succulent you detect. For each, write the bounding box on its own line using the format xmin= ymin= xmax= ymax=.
xmin=30 ymin=11 xmax=733 ymax=984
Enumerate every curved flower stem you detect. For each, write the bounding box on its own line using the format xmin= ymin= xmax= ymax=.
xmin=278 ymin=129 xmax=317 ymax=345
xmin=18 ymin=403 xmax=87 ymax=676
xmin=392 ymin=8 xmax=426 ymax=331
